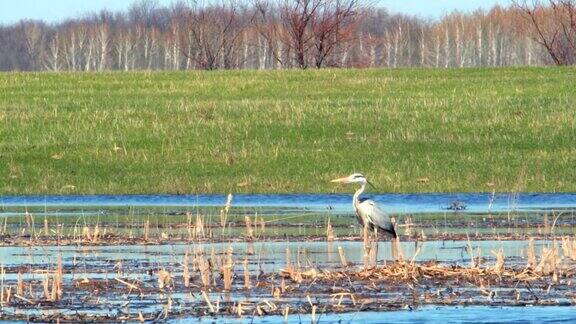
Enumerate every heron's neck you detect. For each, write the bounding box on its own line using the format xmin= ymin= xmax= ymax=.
xmin=353 ymin=183 xmax=366 ymax=208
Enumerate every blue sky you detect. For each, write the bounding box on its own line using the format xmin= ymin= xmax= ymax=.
xmin=0 ymin=0 xmax=513 ymax=24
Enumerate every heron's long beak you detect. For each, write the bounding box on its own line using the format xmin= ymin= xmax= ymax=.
xmin=330 ymin=177 xmax=349 ymax=184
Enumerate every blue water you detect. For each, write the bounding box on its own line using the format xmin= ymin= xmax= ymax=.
xmin=171 ymin=305 xmax=576 ymax=323
xmin=1 ymin=193 xmax=576 ymax=214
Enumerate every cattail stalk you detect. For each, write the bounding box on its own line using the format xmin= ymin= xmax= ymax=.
xmin=183 ymin=251 xmax=190 ymax=288
xmin=326 ymin=218 xmax=335 ymax=242
xmin=338 ymin=246 xmax=348 ymax=267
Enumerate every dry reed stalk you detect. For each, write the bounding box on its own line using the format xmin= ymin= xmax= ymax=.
xmin=220 ymin=193 xmax=233 ymax=231
xmin=338 ymin=246 xmax=348 ymax=267
xmin=466 ymin=233 xmax=476 ymax=268
xmin=0 ymin=265 xmax=3 ymax=305
xmin=72 ymin=223 xmax=78 ymax=241
xmin=164 ymin=297 xmax=173 ymax=318
xmin=16 ymin=272 xmax=23 ymax=296
xmin=247 ymin=242 xmax=255 ymax=255
xmin=57 ymin=223 xmax=63 ymax=245
xmin=157 ymin=269 xmax=172 ymax=289
xmin=3 ymin=287 xmax=10 ymax=304
xmin=201 ymin=290 xmax=215 ymax=313
xmin=183 ymin=251 xmax=190 ymax=288
xmin=491 ymin=249 xmax=505 ymax=274
xmin=544 ymin=214 xmax=550 ymax=235
xmin=196 ymin=252 xmax=211 ymax=287
xmin=57 ymin=254 xmax=63 ymax=285
xmin=280 ymin=277 xmax=286 ymax=293
xmin=0 ymin=265 xmax=6 ymax=306
xmin=14 ymin=294 xmax=33 ymax=304
xmin=393 ymin=236 xmax=404 ymax=263
xmin=186 ymin=212 xmax=193 ymax=241
xmin=116 ymin=259 xmax=123 ymax=276
xmin=260 ymin=216 xmax=265 ymax=232
xmin=222 ymin=248 xmax=234 ymax=291
xmin=283 ymin=306 xmax=289 ymax=322
xmin=195 ymin=215 xmax=205 ymax=239
xmin=115 ymin=278 xmax=140 ymax=291
xmin=285 ymin=248 xmax=293 ymax=275
xmin=82 ymin=226 xmax=92 ymax=241
xmin=527 ymin=238 xmax=536 ymax=268
xmin=536 ymin=243 xmax=559 ymax=275
xmin=245 ymin=216 xmax=254 ymax=239
xmin=44 ymin=216 xmax=49 ymax=237
xmin=404 ymin=217 xmax=413 ymax=236
xmin=272 ymin=286 xmax=281 ymax=299
xmin=50 ymin=273 xmax=59 ymax=301
xmin=25 ymin=211 xmax=35 ymax=239
xmin=143 ymin=220 xmax=150 ymax=242
xmin=561 ymin=236 xmax=576 ymax=261
xmin=28 ymin=282 xmax=35 ymax=300
xmin=42 ymin=273 xmax=50 ymax=300
xmin=236 ymin=301 xmax=244 ymax=317
xmin=326 ymin=218 xmax=335 ymax=242
xmin=243 ymin=256 xmax=251 ymax=289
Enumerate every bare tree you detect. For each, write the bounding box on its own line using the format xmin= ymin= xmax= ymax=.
xmin=21 ymin=21 xmax=45 ymax=70
xmin=310 ymin=0 xmax=362 ymax=68
xmin=181 ymin=1 xmax=248 ymax=70
xmin=514 ymin=0 xmax=576 ymax=64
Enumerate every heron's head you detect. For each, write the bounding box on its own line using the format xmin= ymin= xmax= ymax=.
xmin=331 ymin=173 xmax=374 ymax=188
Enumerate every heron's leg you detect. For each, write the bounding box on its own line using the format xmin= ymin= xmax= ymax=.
xmin=373 ymin=227 xmax=379 ymax=266
xmin=391 ymin=236 xmax=397 ymax=262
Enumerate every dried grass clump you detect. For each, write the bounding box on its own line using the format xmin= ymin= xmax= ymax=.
xmin=281 ymin=254 xmax=571 ymax=287
xmin=157 ymin=269 xmax=172 ymax=289
xmin=195 ymin=251 xmax=211 ymax=287
xmin=491 ymin=249 xmax=505 ymax=274
xmin=535 ymin=244 xmax=559 ymax=275
xmin=561 ymin=236 xmax=576 ymax=261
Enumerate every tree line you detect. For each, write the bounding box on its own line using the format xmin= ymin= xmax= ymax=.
xmin=0 ymin=0 xmax=574 ymax=71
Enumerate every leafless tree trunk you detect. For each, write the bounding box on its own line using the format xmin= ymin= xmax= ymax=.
xmin=22 ymin=22 xmax=44 ymax=70
xmin=46 ymin=33 xmax=61 ymax=71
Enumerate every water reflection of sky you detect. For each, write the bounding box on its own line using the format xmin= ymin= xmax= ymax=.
xmin=1 ymin=193 xmax=576 ymax=214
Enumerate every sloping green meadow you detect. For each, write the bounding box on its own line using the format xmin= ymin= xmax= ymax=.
xmin=1 ymin=68 xmax=574 ymax=194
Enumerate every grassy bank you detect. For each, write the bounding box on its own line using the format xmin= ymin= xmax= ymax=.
xmin=1 ymin=68 xmax=575 ymax=194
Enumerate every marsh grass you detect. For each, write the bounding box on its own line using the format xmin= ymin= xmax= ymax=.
xmin=1 ymin=68 xmax=575 ymax=194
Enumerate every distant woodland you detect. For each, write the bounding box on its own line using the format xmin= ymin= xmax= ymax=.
xmin=1 ymin=0 xmax=575 ymax=71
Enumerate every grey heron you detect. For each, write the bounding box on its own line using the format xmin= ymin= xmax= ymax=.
xmin=331 ymin=173 xmax=397 ymax=238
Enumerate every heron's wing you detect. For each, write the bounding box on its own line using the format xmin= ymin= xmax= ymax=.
xmin=357 ymin=199 xmax=396 ymax=237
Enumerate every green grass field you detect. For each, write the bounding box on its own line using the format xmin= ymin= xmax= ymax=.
xmin=1 ymin=67 xmax=575 ymax=194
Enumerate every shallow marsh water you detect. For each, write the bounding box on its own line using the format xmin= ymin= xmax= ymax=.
xmin=2 ymin=193 xmax=576 ymax=214
xmin=170 ymin=305 xmax=576 ymax=323
xmin=0 ymin=193 xmax=574 ymax=322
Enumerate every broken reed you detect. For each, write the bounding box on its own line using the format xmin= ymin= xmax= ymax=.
xmin=222 ymin=248 xmax=234 ymax=291
xmin=220 ymin=193 xmax=233 ymax=232
xmin=183 ymin=251 xmax=190 ymax=288
xmin=326 ymin=218 xmax=335 ymax=242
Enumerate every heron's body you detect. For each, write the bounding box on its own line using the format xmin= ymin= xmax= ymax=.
xmin=333 ymin=174 xmax=396 ymax=238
